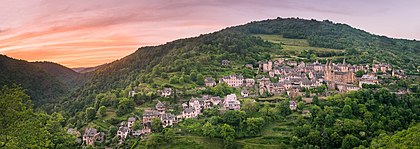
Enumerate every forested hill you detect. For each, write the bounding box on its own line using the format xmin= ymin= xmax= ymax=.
xmin=32 ymin=61 xmax=88 ymax=88
xmin=0 ymin=55 xmax=88 ymax=108
xmin=229 ymin=17 xmax=420 ymax=72
xmin=66 ymin=31 xmax=275 ymax=114
xmin=66 ymin=17 xmax=420 ymax=114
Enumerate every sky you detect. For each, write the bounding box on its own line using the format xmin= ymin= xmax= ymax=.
xmin=1 ymin=0 xmax=419 ymax=68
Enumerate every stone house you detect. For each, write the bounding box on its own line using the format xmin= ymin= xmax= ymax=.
xmin=221 ymin=60 xmax=230 ymax=66
xmin=83 ymin=128 xmax=104 ymax=146
xmin=244 ymin=78 xmax=255 ymax=87
xmin=117 ymin=126 xmax=129 ymax=144
xmin=155 ymin=101 xmax=166 ymax=115
xmin=142 ymin=110 xmax=160 ymax=123
xmin=127 ymin=117 xmax=136 ymax=129
xmin=241 ymin=90 xmax=249 ymax=97
xmin=210 ymin=96 xmax=222 ymax=106
xmin=161 ymin=113 xmax=175 ymax=127
xmin=181 ymin=107 xmax=200 ymax=119
xmin=223 ymin=94 xmax=241 ymax=110
xmin=160 ymin=88 xmax=172 ymax=97
xmin=204 ymin=77 xmax=217 ymax=87
xmin=289 ymin=100 xmax=297 ymax=110
xmin=219 ymin=74 xmax=244 ymax=87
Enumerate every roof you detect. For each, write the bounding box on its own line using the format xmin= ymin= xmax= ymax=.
xmin=204 ymin=78 xmax=215 ymax=82
xmin=211 ymin=96 xmax=222 ymax=100
xmin=184 ymin=107 xmax=195 ymax=113
xmin=84 ymin=128 xmax=98 ymax=137
xmin=143 ymin=110 xmax=160 ymax=117
xmin=161 ymin=113 xmax=175 ymax=120
xmin=128 ymin=117 xmax=136 ymax=122
xmin=118 ymin=126 xmax=129 ymax=133
xmin=163 ymin=88 xmax=172 ymax=92
xmin=156 ymin=101 xmax=166 ymax=108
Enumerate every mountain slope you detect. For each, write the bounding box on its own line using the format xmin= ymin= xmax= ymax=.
xmin=0 ymin=55 xmax=68 ymax=107
xmin=65 ymin=18 xmax=420 ymax=114
xmin=32 ymin=61 xmax=87 ymax=88
xmin=230 ymin=17 xmax=420 ymax=72
xmin=72 ymin=64 xmax=107 ymax=73
xmin=65 ymin=30 xmax=275 ymax=114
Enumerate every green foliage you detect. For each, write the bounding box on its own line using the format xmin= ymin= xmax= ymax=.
xmin=98 ymin=106 xmax=107 ymax=117
xmin=85 ymin=107 xmax=96 ymax=121
xmin=108 ymin=126 xmax=118 ymax=138
xmin=116 ymin=98 xmax=135 ymax=116
xmin=206 ymin=83 xmax=234 ymax=97
xmin=0 ymin=56 xmax=73 ymax=109
xmin=242 ymin=99 xmax=258 ymax=114
xmin=293 ymin=89 xmax=420 ymax=148
xmin=370 ymin=123 xmax=420 ymax=148
xmin=341 ymin=134 xmax=360 ymax=149
xmin=355 ymin=70 xmax=365 ymax=77
xmin=244 ymin=117 xmax=265 ymax=136
xmin=220 ymin=124 xmax=235 ymax=146
xmin=152 ymin=118 xmax=163 ymax=133
xmin=202 ymin=122 xmax=217 ymax=138
xmin=0 ymin=86 xmax=76 ymax=148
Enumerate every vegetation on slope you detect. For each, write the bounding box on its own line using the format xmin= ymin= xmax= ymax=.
xmin=232 ymin=17 xmax=420 ymax=73
xmin=0 ymin=86 xmax=77 ymax=148
xmin=0 ymin=55 xmax=67 ymax=107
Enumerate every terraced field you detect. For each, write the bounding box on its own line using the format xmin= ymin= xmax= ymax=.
xmin=237 ymin=113 xmax=300 ymax=148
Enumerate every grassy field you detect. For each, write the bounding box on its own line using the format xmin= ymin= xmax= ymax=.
xmin=254 ymin=34 xmax=309 ymax=46
xmin=254 ymin=34 xmax=344 ymax=59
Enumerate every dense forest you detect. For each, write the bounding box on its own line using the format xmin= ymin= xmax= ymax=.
xmin=0 ymin=86 xmax=77 ymax=148
xmin=0 ymin=55 xmax=68 ymax=107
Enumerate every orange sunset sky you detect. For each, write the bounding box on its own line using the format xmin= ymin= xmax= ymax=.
xmin=1 ymin=0 xmax=419 ymax=68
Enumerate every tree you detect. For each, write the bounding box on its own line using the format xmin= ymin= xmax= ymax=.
xmin=0 ymin=86 xmax=76 ymax=148
xmin=196 ymin=73 xmax=204 ymax=85
xmin=313 ymin=96 xmax=319 ymax=105
xmin=341 ymin=134 xmax=360 ymax=149
xmin=85 ymin=107 xmax=96 ymax=121
xmin=245 ymin=117 xmax=265 ymax=136
xmin=211 ymin=83 xmax=234 ymax=96
xmin=277 ymin=101 xmax=292 ymax=116
xmin=108 ymin=126 xmax=118 ymax=138
xmin=355 ymin=70 xmax=365 ymax=77
xmin=146 ymin=133 xmax=163 ymax=148
xmin=116 ymin=98 xmax=135 ymax=116
xmin=202 ymin=122 xmax=217 ymax=137
xmin=152 ymin=118 xmax=163 ymax=133
xmin=222 ymin=110 xmax=246 ymax=127
xmin=242 ymin=99 xmax=258 ymax=114
xmin=98 ymin=106 xmax=107 ymax=117
xmin=220 ymin=124 xmax=235 ymax=146
xmin=162 ymin=128 xmax=176 ymax=145
xmin=132 ymin=120 xmax=142 ymax=130
xmin=342 ymin=105 xmax=353 ymax=118
xmin=169 ymin=77 xmax=178 ymax=84
xmin=298 ymin=101 xmax=305 ymax=111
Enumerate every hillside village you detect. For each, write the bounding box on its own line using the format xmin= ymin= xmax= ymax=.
xmin=73 ymin=57 xmax=407 ymax=147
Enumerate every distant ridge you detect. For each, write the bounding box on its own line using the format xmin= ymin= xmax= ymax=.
xmin=72 ymin=63 xmax=107 ymax=73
